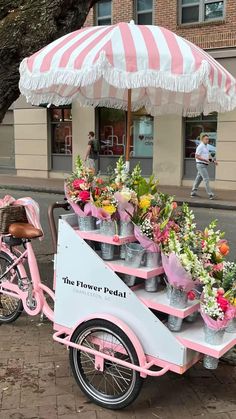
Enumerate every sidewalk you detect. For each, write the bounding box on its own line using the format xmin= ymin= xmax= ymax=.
xmin=0 ymin=174 xmax=235 ymax=210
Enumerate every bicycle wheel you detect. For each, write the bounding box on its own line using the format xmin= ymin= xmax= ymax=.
xmin=0 ymin=251 xmax=23 ymax=323
xmin=69 ymin=319 xmax=143 ymax=410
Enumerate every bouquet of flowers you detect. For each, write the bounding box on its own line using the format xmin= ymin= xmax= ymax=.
xmin=65 ymin=156 xmax=94 ymax=217
xmin=201 ymin=284 xmax=233 ymax=325
xmin=90 ymin=184 xmax=118 ymax=220
xmin=133 ymin=194 xmax=177 ymax=252
xmin=197 ymin=220 xmax=229 ymax=281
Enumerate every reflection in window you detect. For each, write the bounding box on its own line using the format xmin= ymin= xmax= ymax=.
xmin=184 ymin=113 xmax=217 ymax=159
xmin=136 ymin=0 xmax=153 ymax=24
xmin=50 ymin=107 xmax=72 ymax=155
xmin=96 ymin=0 xmax=112 ymax=25
xmin=98 ymin=108 xmax=153 ymax=158
xmin=180 ymin=0 xmax=224 ymax=24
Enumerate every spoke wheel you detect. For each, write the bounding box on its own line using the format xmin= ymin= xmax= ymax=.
xmin=0 ymin=252 xmax=23 ymax=323
xmin=69 ymin=319 xmax=143 ymax=410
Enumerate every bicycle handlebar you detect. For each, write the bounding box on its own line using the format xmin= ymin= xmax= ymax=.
xmin=48 ymin=200 xmax=70 ymax=254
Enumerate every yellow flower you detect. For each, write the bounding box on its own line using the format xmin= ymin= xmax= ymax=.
xmin=103 ymin=205 xmax=116 ymax=215
xmin=139 ymin=194 xmax=152 ymax=210
xmin=234 ymin=298 xmax=236 ymax=307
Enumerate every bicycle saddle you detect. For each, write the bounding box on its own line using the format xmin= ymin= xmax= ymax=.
xmin=9 ymin=223 xmax=43 ymax=239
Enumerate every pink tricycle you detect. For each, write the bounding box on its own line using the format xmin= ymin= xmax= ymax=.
xmin=0 ymin=204 xmax=236 ymax=410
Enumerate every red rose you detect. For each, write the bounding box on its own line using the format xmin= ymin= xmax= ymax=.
xmin=79 ymin=190 xmax=90 ymax=202
xmin=96 ymin=178 xmax=104 ymax=185
xmin=72 ymin=179 xmax=85 ymax=190
xmin=217 ymin=295 xmax=229 ymax=313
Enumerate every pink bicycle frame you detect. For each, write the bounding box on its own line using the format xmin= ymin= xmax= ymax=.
xmin=0 ymin=240 xmax=54 ymax=321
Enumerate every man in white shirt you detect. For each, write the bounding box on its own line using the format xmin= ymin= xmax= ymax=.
xmin=191 ymin=133 xmax=217 ymax=199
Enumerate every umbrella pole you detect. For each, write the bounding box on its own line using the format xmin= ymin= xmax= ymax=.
xmin=125 ymin=89 xmax=132 ymax=172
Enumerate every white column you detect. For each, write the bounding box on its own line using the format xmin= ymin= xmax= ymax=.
xmin=153 ymin=115 xmax=183 ymax=186
xmin=215 ymin=110 xmax=236 ymax=190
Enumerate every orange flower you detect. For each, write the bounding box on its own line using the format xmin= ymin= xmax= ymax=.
xmin=219 ymin=242 xmax=230 ymax=256
xmin=172 ymin=201 xmax=178 ymax=209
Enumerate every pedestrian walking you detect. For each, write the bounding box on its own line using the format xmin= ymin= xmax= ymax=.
xmin=191 ymin=133 xmax=217 ymax=200
xmin=84 ymin=131 xmax=100 ymax=171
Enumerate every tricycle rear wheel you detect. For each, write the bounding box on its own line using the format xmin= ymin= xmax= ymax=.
xmin=69 ymin=319 xmax=143 ymax=410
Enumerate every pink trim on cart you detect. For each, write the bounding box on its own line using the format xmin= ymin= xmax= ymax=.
xmin=53 ymin=329 xmax=169 ymax=378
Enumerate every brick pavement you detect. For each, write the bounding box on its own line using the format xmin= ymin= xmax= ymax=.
xmin=0 ymin=314 xmax=236 ymax=419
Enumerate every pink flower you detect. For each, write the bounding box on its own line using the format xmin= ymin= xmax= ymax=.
xmin=79 ymin=190 xmax=90 ymax=202
xmin=213 ymin=263 xmax=224 ymax=272
xmin=72 ymin=179 xmax=85 ymax=190
xmin=217 ymin=295 xmax=229 ymax=313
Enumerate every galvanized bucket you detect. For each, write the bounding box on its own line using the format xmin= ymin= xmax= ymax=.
xmin=144 ymin=251 xmax=162 ymax=292
xmin=78 ymin=216 xmax=96 ymax=231
xmin=226 ymin=318 xmax=236 ymax=333
xmin=124 ymin=243 xmax=144 ymax=287
xmin=125 ymin=243 xmax=145 ymax=267
xmin=168 ymin=288 xmax=188 ymax=332
xmin=120 ymin=222 xmax=134 ymax=259
xmin=100 ymin=220 xmax=116 ymax=260
xmin=203 ymin=326 xmax=225 ymax=369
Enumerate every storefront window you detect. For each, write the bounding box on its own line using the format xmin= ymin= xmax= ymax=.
xmin=98 ymin=108 xmax=154 ymax=158
xmin=185 ymin=113 xmax=217 ymax=159
xmin=96 ymin=0 xmax=112 ymax=25
xmin=136 ymin=0 xmax=153 ymax=25
xmin=50 ymin=107 xmax=72 ymax=155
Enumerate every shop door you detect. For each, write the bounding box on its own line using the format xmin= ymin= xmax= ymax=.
xmin=97 ymin=108 xmax=153 ymax=175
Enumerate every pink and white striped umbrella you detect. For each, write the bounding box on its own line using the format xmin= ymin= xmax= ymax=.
xmin=19 ymin=21 xmax=236 ymax=116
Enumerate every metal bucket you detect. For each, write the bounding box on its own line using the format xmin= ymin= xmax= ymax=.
xmin=124 ymin=243 xmax=144 ymax=287
xmin=145 ymin=276 xmax=161 ymax=292
xmin=123 ymin=275 xmax=136 ymax=287
xmin=145 ymin=252 xmax=161 ymax=292
xmin=78 ymin=216 xmax=96 ymax=231
xmin=100 ymin=220 xmax=116 ymax=260
xmin=226 ymin=318 xmax=236 ymax=333
xmin=203 ymin=326 xmax=225 ymax=369
xmin=125 ymin=243 xmax=145 ymax=267
xmin=168 ymin=288 xmax=188 ymax=332
xmin=120 ymin=222 xmax=134 ymax=259
xmin=167 ymin=315 xmax=183 ymax=332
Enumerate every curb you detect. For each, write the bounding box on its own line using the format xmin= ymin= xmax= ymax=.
xmin=0 ymin=184 xmax=64 ymax=195
xmin=0 ymin=184 xmax=235 ymax=211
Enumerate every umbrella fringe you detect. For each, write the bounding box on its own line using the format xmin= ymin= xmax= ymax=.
xmin=20 ymin=54 xmax=210 ymax=93
xmin=19 ymin=53 xmax=236 ymax=115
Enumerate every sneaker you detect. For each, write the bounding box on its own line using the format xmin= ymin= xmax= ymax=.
xmin=209 ymin=194 xmax=215 ymax=200
xmin=191 ymin=192 xmax=197 ymax=198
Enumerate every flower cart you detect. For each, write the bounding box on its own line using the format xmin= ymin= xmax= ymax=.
xmin=51 ymin=210 xmax=236 ymax=409
xmin=13 ymin=18 xmax=236 ymax=410
xmin=0 ymin=165 xmax=236 ymax=409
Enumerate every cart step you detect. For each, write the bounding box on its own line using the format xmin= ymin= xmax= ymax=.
xmin=75 ymin=228 xmax=135 ymax=245
xmin=176 ymin=318 xmax=236 ymax=358
xmin=134 ymin=287 xmax=199 ymax=319
xmin=106 ymin=259 xmax=164 ymax=279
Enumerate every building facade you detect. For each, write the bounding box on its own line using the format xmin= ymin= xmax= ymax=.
xmin=3 ymin=0 xmax=236 ymax=190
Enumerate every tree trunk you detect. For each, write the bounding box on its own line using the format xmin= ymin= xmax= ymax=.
xmin=0 ymin=0 xmax=98 ymax=122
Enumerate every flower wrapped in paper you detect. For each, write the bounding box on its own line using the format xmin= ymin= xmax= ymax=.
xmin=162 ymin=253 xmax=195 ymax=292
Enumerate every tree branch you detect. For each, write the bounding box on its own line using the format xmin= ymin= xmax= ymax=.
xmin=0 ymin=0 xmax=98 ymax=122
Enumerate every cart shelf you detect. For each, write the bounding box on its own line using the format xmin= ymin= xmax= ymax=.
xmin=75 ymin=228 xmax=135 ymax=245
xmin=176 ymin=318 xmax=236 ymax=358
xmin=106 ymin=259 xmax=164 ymax=279
xmin=134 ymin=287 xmax=199 ymax=318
